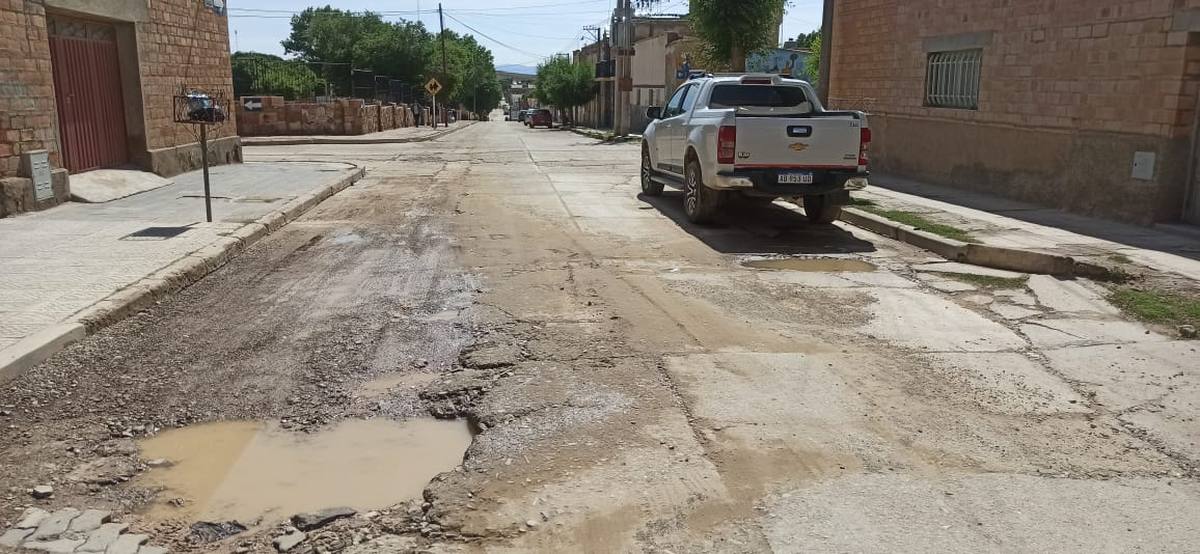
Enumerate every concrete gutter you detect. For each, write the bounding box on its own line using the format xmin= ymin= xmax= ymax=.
xmin=839 ymin=207 xmax=1105 ymax=277
xmin=241 ymin=121 xmax=476 ymax=147
xmin=0 ymin=167 xmax=365 ymax=382
xmin=566 ymin=127 xmax=641 ymax=142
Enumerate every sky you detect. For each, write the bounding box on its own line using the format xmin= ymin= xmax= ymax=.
xmin=227 ymin=0 xmax=824 ymax=69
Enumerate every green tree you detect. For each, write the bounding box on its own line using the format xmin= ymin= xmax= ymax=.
xmin=802 ymin=34 xmax=820 ymax=84
xmin=231 ymin=52 xmax=324 ymax=100
xmin=279 ymin=6 xmax=504 ymax=112
xmin=794 ymin=29 xmax=820 ymax=49
xmin=534 ymin=56 xmax=597 ymax=124
xmin=637 ymin=0 xmax=787 ymax=71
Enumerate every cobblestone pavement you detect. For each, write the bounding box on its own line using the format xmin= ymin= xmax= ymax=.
xmin=0 ymin=162 xmax=359 ymax=354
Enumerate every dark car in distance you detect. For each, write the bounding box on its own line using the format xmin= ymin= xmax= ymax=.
xmin=527 ymin=109 xmax=552 ymax=128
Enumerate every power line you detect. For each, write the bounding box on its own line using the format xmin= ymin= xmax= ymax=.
xmin=443 ymin=12 xmax=552 ymax=60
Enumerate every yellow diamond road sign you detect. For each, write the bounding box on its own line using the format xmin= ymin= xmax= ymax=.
xmin=425 ymin=77 xmax=443 ymax=96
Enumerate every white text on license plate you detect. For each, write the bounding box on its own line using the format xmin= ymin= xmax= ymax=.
xmin=778 ymin=172 xmax=813 ymax=184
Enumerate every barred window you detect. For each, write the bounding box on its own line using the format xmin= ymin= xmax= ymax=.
xmin=925 ymin=49 xmax=982 ymax=110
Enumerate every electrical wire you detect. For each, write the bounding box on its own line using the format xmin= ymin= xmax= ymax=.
xmin=443 ymin=12 xmax=552 ymax=60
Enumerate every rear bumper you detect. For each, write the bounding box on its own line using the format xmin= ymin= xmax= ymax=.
xmin=712 ymin=168 xmax=868 ymax=197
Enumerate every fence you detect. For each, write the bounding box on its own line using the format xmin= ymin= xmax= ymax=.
xmin=232 ymin=57 xmax=427 ymax=104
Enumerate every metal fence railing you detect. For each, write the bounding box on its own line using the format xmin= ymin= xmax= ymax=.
xmin=232 ymin=57 xmax=425 ymax=104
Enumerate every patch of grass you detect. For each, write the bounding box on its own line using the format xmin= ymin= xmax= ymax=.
xmin=848 ymin=197 xmax=877 ymax=207
xmin=941 ymin=273 xmax=1029 ymax=290
xmin=1108 ymin=289 xmax=1200 ymax=328
xmin=1108 ymin=253 xmax=1133 ymax=264
xmin=857 ymin=206 xmax=979 ymax=243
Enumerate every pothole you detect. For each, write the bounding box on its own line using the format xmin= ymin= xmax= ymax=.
xmin=742 ymin=257 xmax=877 ymax=272
xmin=136 ymin=418 xmax=472 ymax=525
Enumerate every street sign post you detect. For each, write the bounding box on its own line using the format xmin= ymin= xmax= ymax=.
xmin=425 ymin=77 xmax=443 ymax=129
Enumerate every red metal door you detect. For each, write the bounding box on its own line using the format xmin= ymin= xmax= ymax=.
xmin=49 ymin=18 xmax=129 ymax=174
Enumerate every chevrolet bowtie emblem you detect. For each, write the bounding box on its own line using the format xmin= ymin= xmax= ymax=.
xmin=789 ymin=142 xmax=809 ymax=151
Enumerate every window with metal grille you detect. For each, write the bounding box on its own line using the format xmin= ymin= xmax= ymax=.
xmin=925 ymin=49 xmax=983 ymax=110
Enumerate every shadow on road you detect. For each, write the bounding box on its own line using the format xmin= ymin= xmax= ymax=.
xmin=639 ymin=191 xmax=877 ymax=256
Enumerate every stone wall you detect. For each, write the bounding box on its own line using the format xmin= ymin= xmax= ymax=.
xmin=237 ymin=97 xmax=420 ymax=136
xmin=830 ymin=0 xmax=1200 ymax=224
xmin=0 ymin=0 xmax=239 ymax=183
xmin=0 ymin=0 xmax=59 ymax=176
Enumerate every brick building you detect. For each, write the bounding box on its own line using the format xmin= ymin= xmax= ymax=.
xmin=1 ymin=0 xmax=239 ymax=215
xmin=829 ymin=0 xmax=1200 ymax=225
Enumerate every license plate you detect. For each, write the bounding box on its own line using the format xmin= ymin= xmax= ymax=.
xmin=777 ymin=172 xmax=813 ymax=184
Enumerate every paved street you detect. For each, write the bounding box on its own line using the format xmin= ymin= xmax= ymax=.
xmin=0 ymin=162 xmax=361 ymax=365
xmin=1 ymin=119 xmax=1198 ymax=553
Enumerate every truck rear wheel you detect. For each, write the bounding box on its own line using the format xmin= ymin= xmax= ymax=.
xmin=684 ymin=159 xmax=719 ymax=224
xmin=804 ymin=195 xmax=842 ymax=224
xmin=641 ymin=145 xmax=664 ymax=196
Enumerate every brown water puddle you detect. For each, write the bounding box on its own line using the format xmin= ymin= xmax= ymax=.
xmin=360 ymin=373 xmax=441 ymax=397
xmin=742 ymin=258 xmax=877 ymax=272
xmin=137 ymin=418 xmax=471 ymax=524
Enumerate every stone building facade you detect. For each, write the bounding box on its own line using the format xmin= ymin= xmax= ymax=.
xmin=830 ymin=0 xmax=1200 ymax=225
xmin=1 ymin=0 xmax=239 ymax=214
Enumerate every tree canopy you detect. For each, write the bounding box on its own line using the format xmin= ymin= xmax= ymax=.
xmin=277 ymin=5 xmax=502 ymax=112
xmin=794 ymin=29 xmax=820 ymax=50
xmin=636 ymin=0 xmax=788 ymax=71
xmin=231 ymin=52 xmax=324 ymax=101
xmin=532 ymin=56 xmax=597 ymax=117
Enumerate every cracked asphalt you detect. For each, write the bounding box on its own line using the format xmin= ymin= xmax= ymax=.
xmin=2 ymin=117 xmax=1198 ymax=553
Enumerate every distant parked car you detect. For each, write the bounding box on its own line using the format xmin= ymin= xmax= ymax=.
xmin=527 ymin=109 xmax=552 ymax=128
xmin=517 ymin=110 xmax=528 ymax=123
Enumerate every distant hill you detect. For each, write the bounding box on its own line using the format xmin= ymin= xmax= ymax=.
xmin=496 ymin=64 xmax=537 ymax=75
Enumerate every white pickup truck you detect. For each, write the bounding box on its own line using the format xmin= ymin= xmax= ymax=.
xmin=640 ymin=74 xmax=870 ymax=224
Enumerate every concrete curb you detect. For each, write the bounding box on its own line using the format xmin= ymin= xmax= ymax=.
xmin=839 ymin=207 xmax=1102 ymax=277
xmin=242 ymin=121 xmax=477 ymax=147
xmin=0 ymin=324 xmax=86 ymax=383
xmin=0 ymin=166 xmax=366 ymax=382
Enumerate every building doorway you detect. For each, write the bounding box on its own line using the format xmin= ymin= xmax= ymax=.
xmin=48 ymin=16 xmax=129 ymax=174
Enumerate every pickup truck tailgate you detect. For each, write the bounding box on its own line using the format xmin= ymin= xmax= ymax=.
xmin=734 ymin=111 xmax=861 ymax=169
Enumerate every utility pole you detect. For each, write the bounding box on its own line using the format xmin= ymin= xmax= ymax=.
xmin=437 ymin=3 xmax=448 ymax=129
xmin=818 ymin=0 xmax=834 ymax=105
xmin=584 ymin=25 xmax=601 ymax=44
xmin=614 ymin=0 xmax=632 ymax=136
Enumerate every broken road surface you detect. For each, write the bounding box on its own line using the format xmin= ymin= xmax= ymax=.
xmin=2 ymin=120 xmax=1198 ymax=553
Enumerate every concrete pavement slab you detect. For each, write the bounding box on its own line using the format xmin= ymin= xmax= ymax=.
xmin=1044 ymin=341 xmax=1199 ymax=411
xmin=863 ymin=288 xmax=1026 ymax=352
xmin=1027 ymin=275 xmax=1120 ymax=314
xmin=761 ymin=474 xmax=1200 ymax=553
xmin=0 ymin=161 xmax=363 ymax=382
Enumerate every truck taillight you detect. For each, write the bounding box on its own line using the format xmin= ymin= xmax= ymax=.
xmin=859 ymin=128 xmax=872 ymax=166
xmin=718 ymin=125 xmax=736 ymax=164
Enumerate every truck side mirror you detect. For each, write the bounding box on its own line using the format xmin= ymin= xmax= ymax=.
xmin=645 ymin=106 xmax=662 ymax=120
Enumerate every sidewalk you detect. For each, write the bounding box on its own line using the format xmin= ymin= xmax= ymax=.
xmin=240 ymin=120 xmax=476 ymax=146
xmin=845 ymin=173 xmax=1200 ymax=280
xmin=0 ymin=161 xmax=364 ymax=380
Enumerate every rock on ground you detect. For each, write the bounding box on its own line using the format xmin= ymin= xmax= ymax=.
xmin=273 ymin=531 xmax=307 ymax=552
xmin=103 ymin=533 xmax=148 ymax=554
xmin=28 ymin=509 xmax=80 ymax=541
xmin=77 ymin=523 xmax=128 ymax=553
xmin=291 ymin=507 xmax=356 ymax=531
xmin=66 ymin=509 xmax=111 ymax=534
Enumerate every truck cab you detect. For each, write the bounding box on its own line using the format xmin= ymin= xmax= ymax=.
xmin=640 ymin=74 xmax=870 ymax=224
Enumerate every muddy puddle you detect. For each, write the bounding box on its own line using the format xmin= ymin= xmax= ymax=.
xmin=742 ymin=257 xmax=877 ymax=272
xmin=137 ymin=418 xmax=471 ymax=524
xmin=360 ymin=372 xmax=440 ymax=397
